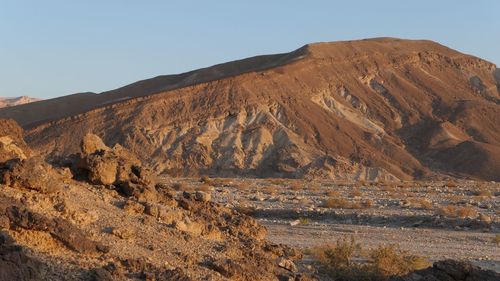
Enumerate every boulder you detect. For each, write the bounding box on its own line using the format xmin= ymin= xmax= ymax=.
xmin=81 ymin=133 xmax=109 ymax=155
xmin=75 ymin=134 xmax=156 ymax=201
xmin=0 ymin=157 xmax=63 ymax=193
xmin=393 ymin=259 xmax=500 ymax=281
xmin=0 ymin=119 xmax=31 ymax=164
xmin=0 ymin=232 xmax=42 ymax=281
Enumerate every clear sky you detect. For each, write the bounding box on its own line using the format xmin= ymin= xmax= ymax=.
xmin=1 ymin=0 xmax=499 ymax=99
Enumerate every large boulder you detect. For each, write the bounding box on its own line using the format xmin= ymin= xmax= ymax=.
xmin=392 ymin=259 xmax=500 ymax=281
xmin=75 ymin=134 xmax=156 ymax=200
xmin=0 ymin=157 xmax=65 ymax=193
xmin=0 ymin=119 xmax=31 ymax=163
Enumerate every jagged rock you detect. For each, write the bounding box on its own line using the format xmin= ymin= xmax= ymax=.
xmin=75 ymin=134 xmax=157 ymax=202
xmin=0 ymin=157 xmax=64 ymax=193
xmin=144 ymin=203 xmax=159 ymax=217
xmin=194 ymin=191 xmax=211 ymax=203
xmin=278 ymin=258 xmax=298 ymax=272
xmin=173 ymin=217 xmax=203 ymax=235
xmin=122 ymin=199 xmax=145 ymax=215
xmin=0 ymin=119 xmax=31 ymax=163
xmin=81 ymin=133 xmax=109 ymax=155
xmin=4 ymin=205 xmax=108 ymax=254
xmin=112 ymin=227 xmax=135 ymax=240
xmin=0 ymin=232 xmax=42 ymax=281
xmin=392 ymin=259 xmax=500 ymax=281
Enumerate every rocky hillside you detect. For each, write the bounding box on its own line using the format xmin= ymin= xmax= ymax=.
xmin=2 ymin=38 xmax=499 ymax=181
xmin=0 ymin=120 xmax=308 ymax=280
xmin=0 ymin=96 xmax=40 ymax=108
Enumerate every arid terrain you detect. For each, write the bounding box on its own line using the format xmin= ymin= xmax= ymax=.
xmin=160 ymin=178 xmax=499 ymax=270
xmin=0 ymin=38 xmax=499 ymax=281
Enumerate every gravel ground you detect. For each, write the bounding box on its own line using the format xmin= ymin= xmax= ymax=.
xmin=170 ymin=177 xmax=500 ymax=273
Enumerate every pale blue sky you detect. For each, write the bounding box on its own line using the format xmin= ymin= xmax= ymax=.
xmin=1 ymin=0 xmax=498 ymax=99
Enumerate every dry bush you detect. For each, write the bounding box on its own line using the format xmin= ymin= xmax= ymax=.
xmin=289 ymin=181 xmax=304 ymax=191
xmin=261 ymin=185 xmax=278 ymax=195
xmin=322 ymin=197 xmax=351 ymax=209
xmin=471 ymin=188 xmax=492 ymax=197
xmin=232 ymin=181 xmax=251 ymax=190
xmin=456 ymin=206 xmax=478 ymax=218
xmin=322 ymin=197 xmax=368 ymax=209
xmin=444 ymin=181 xmax=458 ymax=188
xmin=268 ymin=178 xmax=287 ymax=186
xmin=381 ymin=184 xmax=396 ymax=193
xmin=201 ymin=177 xmax=233 ymax=187
xmin=299 ymin=217 xmax=309 ymax=225
xmin=325 ymin=189 xmax=340 ymax=197
xmin=408 ymin=198 xmax=434 ymax=210
xmin=494 ymin=234 xmax=500 ymax=245
xmin=313 ymin=237 xmax=430 ymax=281
xmin=349 ymin=189 xmax=362 ymax=198
xmin=448 ymin=194 xmax=463 ymax=203
xmin=369 ymin=245 xmax=431 ymax=276
xmin=438 ymin=205 xmax=478 ymax=218
xmin=362 ymin=199 xmax=374 ymax=208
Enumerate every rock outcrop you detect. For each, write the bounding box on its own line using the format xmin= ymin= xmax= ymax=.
xmin=0 ymin=131 xmax=307 ymax=280
xmin=0 ymin=119 xmax=31 ymax=163
xmin=392 ymin=260 xmax=500 ymax=281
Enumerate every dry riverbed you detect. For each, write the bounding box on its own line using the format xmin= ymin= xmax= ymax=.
xmin=161 ymin=177 xmax=500 ymax=273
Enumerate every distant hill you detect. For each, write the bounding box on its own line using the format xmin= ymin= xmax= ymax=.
xmin=0 ymin=96 xmax=40 ymax=108
xmin=2 ymin=38 xmax=499 ymax=181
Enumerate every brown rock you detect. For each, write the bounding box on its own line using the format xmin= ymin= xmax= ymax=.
xmin=81 ymin=133 xmax=109 ymax=155
xmin=0 ymin=119 xmax=31 ymax=163
xmin=194 ymin=191 xmax=211 ymax=203
xmin=0 ymin=232 xmax=42 ymax=281
xmin=0 ymin=157 xmax=63 ymax=193
xmin=278 ymin=258 xmax=298 ymax=272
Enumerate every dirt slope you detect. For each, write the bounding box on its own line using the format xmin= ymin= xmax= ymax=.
xmin=3 ymin=38 xmax=500 ymax=181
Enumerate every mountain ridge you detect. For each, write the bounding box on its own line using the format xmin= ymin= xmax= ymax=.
xmin=2 ymin=38 xmax=499 ymax=181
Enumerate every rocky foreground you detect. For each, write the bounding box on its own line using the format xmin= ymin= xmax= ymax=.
xmin=0 ymin=118 xmax=498 ymax=281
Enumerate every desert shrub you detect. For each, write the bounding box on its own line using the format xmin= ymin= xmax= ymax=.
xmin=456 ymin=206 xmax=478 ymax=218
xmin=349 ymin=188 xmax=362 ymax=198
xmin=289 ymin=181 xmax=304 ymax=191
xmin=438 ymin=205 xmax=478 ymax=218
xmin=325 ymin=189 xmax=340 ymax=197
xmin=313 ymin=237 xmax=431 ymax=281
xmin=322 ymin=197 xmax=350 ymax=208
xmin=314 ymin=236 xmax=360 ymax=269
xmin=261 ymin=185 xmax=278 ymax=195
xmin=362 ymin=199 xmax=374 ymax=208
xmin=299 ymin=217 xmax=309 ymax=225
xmin=268 ymin=178 xmax=287 ymax=186
xmin=322 ymin=197 xmax=368 ymax=209
xmin=408 ymin=198 xmax=434 ymax=210
xmin=232 ymin=181 xmax=251 ymax=190
xmin=369 ymin=245 xmax=431 ymax=276
xmin=444 ymin=181 xmax=458 ymax=188
xmin=494 ymin=234 xmax=500 ymax=245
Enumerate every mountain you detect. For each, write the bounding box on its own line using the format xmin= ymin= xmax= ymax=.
xmin=1 ymin=38 xmax=499 ymax=181
xmin=0 ymin=96 xmax=40 ymax=108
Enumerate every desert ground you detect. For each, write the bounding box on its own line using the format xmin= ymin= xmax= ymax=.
xmin=159 ymin=177 xmax=500 ymax=274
